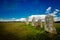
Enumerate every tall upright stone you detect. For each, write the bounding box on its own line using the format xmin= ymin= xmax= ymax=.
xmin=35 ymin=19 xmax=42 ymax=28
xmin=25 ymin=17 xmax=29 ymax=25
xmin=32 ymin=17 xmax=35 ymax=26
xmin=45 ymin=15 xmax=57 ymax=34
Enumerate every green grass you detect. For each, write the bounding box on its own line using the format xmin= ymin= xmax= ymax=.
xmin=0 ymin=22 xmax=60 ymax=40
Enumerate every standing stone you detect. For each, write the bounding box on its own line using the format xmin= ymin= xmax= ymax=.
xmin=32 ymin=17 xmax=35 ymax=26
xmin=45 ymin=15 xmax=57 ymax=34
xmin=35 ymin=19 xmax=42 ymax=28
xmin=25 ymin=17 xmax=29 ymax=25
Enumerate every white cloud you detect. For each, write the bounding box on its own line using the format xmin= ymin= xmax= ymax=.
xmin=0 ymin=18 xmax=26 ymax=22
xmin=46 ymin=7 xmax=51 ymax=13
xmin=0 ymin=15 xmax=60 ymax=22
xmin=11 ymin=18 xmax=16 ymax=20
xmin=54 ymin=17 xmax=60 ymax=21
xmin=18 ymin=18 xmax=26 ymax=21
xmin=46 ymin=7 xmax=60 ymax=16
xmin=46 ymin=7 xmax=51 ymax=11
xmin=51 ymin=9 xmax=60 ymax=16
xmin=50 ymin=9 xmax=60 ymax=16
xmin=0 ymin=6 xmax=60 ymax=22
xmin=0 ymin=18 xmax=17 ymax=22
xmin=28 ymin=15 xmax=46 ymax=22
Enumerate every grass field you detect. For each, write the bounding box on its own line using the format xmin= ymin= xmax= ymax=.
xmin=0 ymin=22 xmax=60 ymax=40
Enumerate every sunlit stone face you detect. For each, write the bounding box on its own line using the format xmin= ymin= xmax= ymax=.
xmin=36 ymin=19 xmax=42 ymax=28
xmin=25 ymin=17 xmax=29 ymax=25
xmin=32 ymin=17 xmax=35 ymax=26
xmin=45 ymin=15 xmax=57 ymax=34
xmin=32 ymin=17 xmax=42 ymax=28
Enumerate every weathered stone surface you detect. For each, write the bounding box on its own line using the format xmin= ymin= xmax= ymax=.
xmin=32 ymin=17 xmax=35 ymax=26
xmin=32 ymin=17 xmax=42 ymax=28
xmin=45 ymin=15 xmax=57 ymax=34
xmin=34 ymin=19 xmax=42 ymax=28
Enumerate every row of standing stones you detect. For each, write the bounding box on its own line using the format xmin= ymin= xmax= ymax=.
xmin=25 ymin=15 xmax=57 ymax=34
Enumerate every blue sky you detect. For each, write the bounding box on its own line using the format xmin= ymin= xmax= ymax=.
xmin=0 ymin=0 xmax=60 ymax=19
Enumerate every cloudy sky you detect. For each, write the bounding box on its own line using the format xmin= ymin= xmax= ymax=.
xmin=0 ymin=0 xmax=60 ymax=21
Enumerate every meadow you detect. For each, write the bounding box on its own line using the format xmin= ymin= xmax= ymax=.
xmin=0 ymin=22 xmax=60 ymax=40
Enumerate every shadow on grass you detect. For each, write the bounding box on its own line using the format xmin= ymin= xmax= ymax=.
xmin=0 ymin=33 xmax=21 ymax=40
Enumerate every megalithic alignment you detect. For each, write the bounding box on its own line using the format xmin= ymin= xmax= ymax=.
xmin=45 ymin=15 xmax=57 ymax=34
